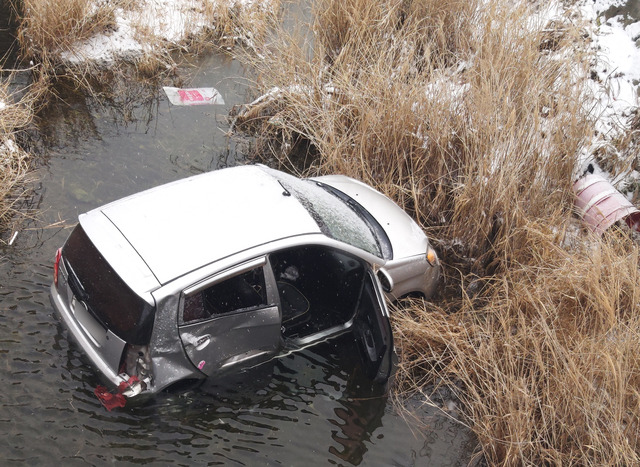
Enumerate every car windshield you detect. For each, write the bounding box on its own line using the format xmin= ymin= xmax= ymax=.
xmin=316 ymin=182 xmax=393 ymax=260
xmin=266 ymin=168 xmax=383 ymax=258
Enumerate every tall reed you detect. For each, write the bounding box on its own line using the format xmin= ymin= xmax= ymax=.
xmin=236 ymin=0 xmax=639 ymax=463
xmin=0 ymin=74 xmax=44 ymax=234
xmin=393 ymin=222 xmax=640 ymax=465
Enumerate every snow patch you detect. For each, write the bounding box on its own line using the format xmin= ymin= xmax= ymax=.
xmin=59 ymin=0 xmax=271 ymax=65
xmin=579 ymin=0 xmax=640 ymax=138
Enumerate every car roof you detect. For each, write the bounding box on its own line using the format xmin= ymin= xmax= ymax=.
xmin=81 ymin=165 xmax=321 ymax=285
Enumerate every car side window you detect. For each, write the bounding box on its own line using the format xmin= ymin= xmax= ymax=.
xmin=182 ymin=267 xmax=267 ymax=324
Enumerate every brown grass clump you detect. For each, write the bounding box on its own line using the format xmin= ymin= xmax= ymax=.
xmin=0 ymin=73 xmax=44 ymax=234
xmin=17 ymin=0 xmax=119 ymax=59
xmin=128 ymin=0 xmax=280 ymax=71
xmin=0 ymin=136 xmax=29 ymax=231
xmin=393 ymin=222 xmax=640 ymax=465
xmin=15 ymin=0 xmax=280 ymax=78
xmin=235 ymin=0 xmax=640 ymax=464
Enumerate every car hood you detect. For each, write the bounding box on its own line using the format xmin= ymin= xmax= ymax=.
xmin=311 ymin=175 xmax=428 ymax=259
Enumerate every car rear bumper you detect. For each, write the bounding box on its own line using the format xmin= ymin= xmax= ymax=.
xmin=50 ymin=282 xmax=128 ymax=389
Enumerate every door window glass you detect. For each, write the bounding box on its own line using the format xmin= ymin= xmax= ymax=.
xmin=182 ymin=267 xmax=267 ymax=324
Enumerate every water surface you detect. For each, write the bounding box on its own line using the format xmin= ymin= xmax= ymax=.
xmin=0 ymin=16 xmax=475 ymax=467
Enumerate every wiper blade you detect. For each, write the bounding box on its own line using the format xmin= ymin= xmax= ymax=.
xmin=65 ymin=260 xmax=90 ymax=302
xmin=278 ymin=180 xmax=291 ymax=197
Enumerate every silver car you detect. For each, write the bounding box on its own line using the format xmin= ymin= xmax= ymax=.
xmin=50 ymin=165 xmax=439 ymax=401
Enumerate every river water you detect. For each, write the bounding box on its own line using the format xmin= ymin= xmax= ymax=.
xmin=0 ymin=10 xmax=475 ymax=467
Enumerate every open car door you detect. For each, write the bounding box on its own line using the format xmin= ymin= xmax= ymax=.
xmin=270 ymin=246 xmax=393 ymax=383
xmin=352 ymin=270 xmax=394 ymax=382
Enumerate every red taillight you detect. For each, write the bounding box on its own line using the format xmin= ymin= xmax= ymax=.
xmin=54 ymin=248 xmax=62 ymax=286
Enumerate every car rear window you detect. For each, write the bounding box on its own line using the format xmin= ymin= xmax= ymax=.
xmin=62 ymin=225 xmax=155 ymax=345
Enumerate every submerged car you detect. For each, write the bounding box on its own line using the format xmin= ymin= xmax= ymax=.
xmin=50 ymin=165 xmax=439 ymax=401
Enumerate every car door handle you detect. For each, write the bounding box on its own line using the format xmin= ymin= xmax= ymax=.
xmin=194 ymin=335 xmax=211 ymax=350
xmin=183 ymin=333 xmax=211 ymax=351
xmin=361 ymin=327 xmax=378 ymax=363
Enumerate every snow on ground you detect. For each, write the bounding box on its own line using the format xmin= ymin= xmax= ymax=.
xmin=580 ymin=0 xmax=640 ymax=138
xmin=60 ymin=0 xmax=268 ymax=65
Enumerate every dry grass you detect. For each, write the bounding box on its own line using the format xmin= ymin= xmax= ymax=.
xmin=0 ymin=73 xmax=46 ymax=235
xmin=15 ymin=0 xmax=280 ymax=80
xmin=234 ymin=0 xmax=640 ymax=464
xmin=236 ymin=0 xmax=589 ymax=260
xmin=0 ymin=136 xmax=29 ymax=232
xmin=393 ymin=222 xmax=640 ymax=465
xmin=17 ymin=0 xmax=120 ymax=59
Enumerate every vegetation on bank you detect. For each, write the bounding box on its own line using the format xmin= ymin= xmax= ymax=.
xmin=2 ymin=0 xmax=639 ymax=464
xmin=0 ymin=71 xmax=47 ymax=235
xmin=0 ymin=0 xmax=278 ymax=237
xmin=0 ymin=84 xmax=28 ymax=232
xmin=233 ymin=0 xmax=640 ymax=464
xmin=16 ymin=0 xmax=279 ymax=79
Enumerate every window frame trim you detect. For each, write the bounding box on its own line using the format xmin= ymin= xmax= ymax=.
xmin=183 ymin=257 xmax=267 ymax=296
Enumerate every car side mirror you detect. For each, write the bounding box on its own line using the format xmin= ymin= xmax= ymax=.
xmin=376 ymin=268 xmax=394 ymax=293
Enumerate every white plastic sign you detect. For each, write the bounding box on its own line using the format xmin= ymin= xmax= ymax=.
xmin=163 ymin=87 xmax=225 ymax=106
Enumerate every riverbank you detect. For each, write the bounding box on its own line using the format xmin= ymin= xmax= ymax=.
xmin=0 ymin=82 xmax=25 ymax=234
xmin=18 ymin=0 xmax=278 ymax=68
xmin=0 ymin=70 xmax=47 ymax=239
xmin=1 ymin=0 xmax=639 ymax=464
